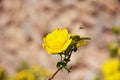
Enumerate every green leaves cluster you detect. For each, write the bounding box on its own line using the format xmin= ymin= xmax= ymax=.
xmin=56 ymin=35 xmax=90 ymax=72
xmin=109 ymin=26 xmax=120 ymax=57
xmin=108 ymin=42 xmax=119 ymax=57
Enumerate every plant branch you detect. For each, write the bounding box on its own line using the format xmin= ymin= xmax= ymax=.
xmin=49 ymin=51 xmax=73 ymax=80
xmin=48 ymin=67 xmax=63 ymax=80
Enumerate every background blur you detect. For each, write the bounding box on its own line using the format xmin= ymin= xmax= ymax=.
xmin=0 ymin=0 xmax=120 ymax=80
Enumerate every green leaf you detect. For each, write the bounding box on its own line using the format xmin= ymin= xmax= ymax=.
xmin=56 ymin=62 xmax=62 ymax=68
xmin=110 ymin=49 xmax=118 ymax=57
xmin=63 ymin=65 xmax=68 ymax=70
xmin=64 ymin=59 xmax=70 ymax=63
xmin=63 ymin=66 xmax=71 ymax=72
xmin=80 ymin=37 xmax=91 ymax=40
xmin=61 ymin=62 xmax=66 ymax=66
xmin=70 ymin=35 xmax=80 ymax=41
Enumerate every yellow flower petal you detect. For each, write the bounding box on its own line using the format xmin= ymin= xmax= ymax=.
xmin=104 ymin=71 xmax=120 ymax=80
xmin=42 ymin=28 xmax=72 ymax=54
xmin=101 ymin=59 xmax=119 ymax=76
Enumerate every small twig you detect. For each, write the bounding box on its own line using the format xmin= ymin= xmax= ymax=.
xmin=48 ymin=67 xmax=63 ymax=80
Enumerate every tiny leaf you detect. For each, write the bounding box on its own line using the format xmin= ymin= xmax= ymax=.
xmin=56 ymin=62 xmax=62 ymax=68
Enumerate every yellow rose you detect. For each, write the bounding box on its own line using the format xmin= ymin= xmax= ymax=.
xmin=101 ymin=59 xmax=119 ymax=76
xmin=42 ymin=28 xmax=72 ymax=54
xmin=104 ymin=71 xmax=120 ymax=80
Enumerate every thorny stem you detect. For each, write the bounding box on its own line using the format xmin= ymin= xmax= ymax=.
xmin=48 ymin=52 xmax=73 ymax=80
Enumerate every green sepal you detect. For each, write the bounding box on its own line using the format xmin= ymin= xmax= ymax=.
xmin=70 ymin=35 xmax=80 ymax=41
xmin=80 ymin=37 xmax=91 ymax=40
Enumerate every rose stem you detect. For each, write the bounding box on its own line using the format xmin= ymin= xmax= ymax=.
xmin=48 ymin=67 xmax=63 ymax=80
xmin=48 ymin=51 xmax=72 ymax=80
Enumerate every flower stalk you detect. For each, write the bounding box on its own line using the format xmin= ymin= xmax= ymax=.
xmin=48 ymin=67 xmax=63 ymax=80
xmin=42 ymin=28 xmax=90 ymax=80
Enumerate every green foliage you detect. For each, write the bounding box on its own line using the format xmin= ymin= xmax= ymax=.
xmin=112 ymin=26 xmax=120 ymax=35
xmin=110 ymin=48 xmax=118 ymax=57
xmin=93 ymin=75 xmax=101 ymax=80
xmin=56 ymin=35 xmax=90 ymax=72
xmin=109 ymin=26 xmax=120 ymax=57
xmin=17 ymin=61 xmax=30 ymax=72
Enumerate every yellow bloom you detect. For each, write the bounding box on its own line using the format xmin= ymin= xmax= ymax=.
xmin=15 ymin=70 xmax=35 ymax=80
xmin=32 ymin=65 xmax=51 ymax=77
xmin=42 ymin=28 xmax=72 ymax=54
xmin=104 ymin=71 xmax=120 ymax=80
xmin=101 ymin=59 xmax=119 ymax=76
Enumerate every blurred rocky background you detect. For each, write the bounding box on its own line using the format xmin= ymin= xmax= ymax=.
xmin=0 ymin=0 xmax=120 ymax=80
